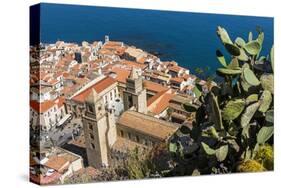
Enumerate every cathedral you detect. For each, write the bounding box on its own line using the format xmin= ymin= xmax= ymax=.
xmin=82 ymin=69 xmax=179 ymax=168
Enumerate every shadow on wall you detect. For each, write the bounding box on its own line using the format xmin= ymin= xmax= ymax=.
xmin=62 ymin=143 xmax=89 ymax=167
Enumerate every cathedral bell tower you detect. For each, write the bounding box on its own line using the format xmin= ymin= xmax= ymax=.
xmin=82 ymin=89 xmax=117 ymax=168
xmin=123 ymin=68 xmax=147 ymax=114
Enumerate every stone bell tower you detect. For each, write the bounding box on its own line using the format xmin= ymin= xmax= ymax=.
xmin=123 ymin=68 xmax=147 ymax=114
xmin=82 ymin=89 xmax=116 ymax=168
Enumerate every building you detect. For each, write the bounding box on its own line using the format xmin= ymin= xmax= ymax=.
xmin=82 ymin=88 xmax=179 ymax=168
xmin=30 ymin=86 xmax=53 ymax=102
xmin=82 ymin=89 xmax=117 ymax=168
xmin=30 ymin=147 xmax=84 ymax=185
xmin=143 ymin=70 xmax=171 ymax=86
xmin=30 ymin=97 xmax=66 ymax=131
xmin=166 ymin=61 xmax=189 ymax=77
xmin=147 ymin=89 xmax=176 ymax=118
xmin=169 ymin=74 xmax=195 ymax=91
xmin=168 ymin=94 xmax=196 ymax=124
xmin=82 ymin=70 xmax=180 ymax=169
xmin=123 ymin=68 xmax=147 ymax=114
xmin=106 ymin=64 xmax=131 ymax=99
xmin=143 ymin=80 xmax=169 ymax=99
xmin=110 ymin=110 xmax=179 ymax=166
xmin=122 ymin=46 xmax=147 ymax=62
xmin=66 ymin=76 xmax=119 ymax=118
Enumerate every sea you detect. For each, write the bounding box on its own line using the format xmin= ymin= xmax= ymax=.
xmin=37 ymin=3 xmax=274 ymax=75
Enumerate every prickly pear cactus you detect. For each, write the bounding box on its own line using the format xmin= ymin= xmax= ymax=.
xmin=177 ymin=26 xmax=274 ymax=174
xmin=165 ymin=26 xmax=274 ymax=176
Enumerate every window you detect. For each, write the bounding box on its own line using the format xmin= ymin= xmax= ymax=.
xmin=98 ymin=105 xmax=102 ymax=111
xmin=91 ymin=143 xmax=95 ymax=149
xmin=90 ymin=133 xmax=95 ymax=140
xmin=89 ymin=123 xmax=93 ymax=130
xmin=120 ymin=130 xmax=124 ymax=137
xmin=88 ymin=105 xmax=94 ymax=113
xmin=128 ymin=95 xmax=133 ymax=107
xmin=136 ymin=135 xmax=140 ymax=143
xmin=128 ymin=132 xmax=131 ymax=139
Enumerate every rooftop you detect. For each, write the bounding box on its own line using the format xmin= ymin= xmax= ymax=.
xmin=170 ymin=77 xmax=184 ymax=83
xmin=170 ymin=94 xmax=194 ymax=104
xmin=108 ymin=65 xmax=131 ymax=84
xmin=167 ymin=64 xmax=184 ymax=73
xmin=143 ymin=80 xmax=168 ymax=93
xmin=44 ymin=156 xmax=69 ymax=172
xmin=125 ymin=46 xmax=147 ymax=60
xmin=71 ymin=76 xmax=116 ymax=103
xmin=147 ymin=89 xmax=175 ymax=115
xmin=117 ymin=110 xmax=179 ymax=141
xmin=121 ymin=60 xmax=148 ymax=70
xmin=30 ymin=97 xmax=65 ymax=113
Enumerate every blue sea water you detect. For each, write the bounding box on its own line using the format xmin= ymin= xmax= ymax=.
xmin=39 ymin=3 xmax=273 ymax=74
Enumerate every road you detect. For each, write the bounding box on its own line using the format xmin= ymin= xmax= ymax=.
xmin=40 ymin=118 xmax=83 ymax=148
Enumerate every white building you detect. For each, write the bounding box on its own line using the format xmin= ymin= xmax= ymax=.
xmin=30 ymin=97 xmax=67 ymax=131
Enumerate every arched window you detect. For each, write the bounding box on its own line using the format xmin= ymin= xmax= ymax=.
xmin=88 ymin=105 xmax=94 ymax=113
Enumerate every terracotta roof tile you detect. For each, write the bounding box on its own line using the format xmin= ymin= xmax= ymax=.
xmin=57 ymin=97 xmax=65 ymax=108
xmin=147 ymin=90 xmax=175 ymax=115
xmin=30 ymin=100 xmax=54 ymax=113
xmin=121 ymin=60 xmax=147 ymax=70
xmin=109 ymin=66 xmax=131 ymax=84
xmin=30 ymin=97 xmax=65 ymax=113
xmin=170 ymin=77 xmax=184 ymax=83
xmin=168 ymin=65 xmax=182 ymax=73
xmin=44 ymin=156 xmax=69 ymax=172
xmin=72 ymin=77 xmax=116 ymax=103
xmin=143 ymin=80 xmax=168 ymax=93
xmin=117 ymin=111 xmax=179 ymax=141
